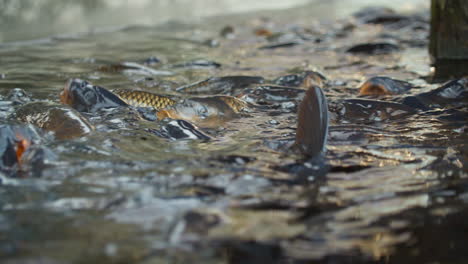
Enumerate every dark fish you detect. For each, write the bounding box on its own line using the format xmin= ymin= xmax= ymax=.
xmin=149 ymin=119 xmax=211 ymax=141
xmin=0 ymin=124 xmax=39 ymax=174
xmin=353 ymin=6 xmax=411 ymax=26
xmin=400 ymin=78 xmax=468 ymax=110
xmin=98 ymin=62 xmax=173 ymax=76
xmin=295 ymin=86 xmax=329 ymax=158
xmin=114 ymin=90 xmax=176 ymax=110
xmin=14 ymin=101 xmax=94 ymax=140
xmin=331 ymin=99 xmax=417 ymax=122
xmin=6 ymin=88 xmax=32 ymax=105
xmin=61 ymin=79 xmax=128 ymax=112
xmin=176 ymin=76 xmax=265 ymax=95
xmin=172 ymin=59 xmax=221 ymax=69
xmin=220 ymin=25 xmax=235 ymax=39
xmin=359 ymin=76 xmax=413 ymax=95
xmin=258 ymin=41 xmax=301 ymax=50
xmin=240 ymin=85 xmax=305 ymax=104
xmin=274 ymin=71 xmax=327 ymax=89
xmin=346 ymin=42 xmax=400 ymax=55
xmin=142 ymin=56 xmax=161 ymax=65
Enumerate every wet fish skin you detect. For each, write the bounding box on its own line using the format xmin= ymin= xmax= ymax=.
xmin=400 ymin=78 xmax=468 ymax=109
xmin=6 ymin=88 xmax=32 ymax=105
xmin=14 ymin=101 xmax=94 ymax=140
xmin=113 ymin=88 xmax=247 ymax=124
xmin=295 ymin=86 xmax=329 ymax=158
xmin=0 ymin=124 xmax=40 ymax=175
xmin=61 ymin=79 xmax=128 ymax=112
xmin=149 ymin=119 xmax=211 ymax=141
xmin=274 ymin=71 xmax=327 ymax=89
xmin=330 ymin=98 xmax=417 ymax=123
xmin=114 ymin=89 xmax=176 ymax=110
xmin=258 ymin=41 xmax=301 ymax=50
xmin=239 ymin=71 xmax=327 ymax=104
xmin=353 ymin=6 xmax=408 ymax=25
xmin=346 ymin=42 xmax=400 ymax=55
xmin=240 ymin=85 xmax=305 ymax=104
xmin=157 ymin=95 xmax=248 ymax=126
xmin=171 ymin=59 xmax=221 ymax=69
xmin=99 ymin=62 xmax=174 ymax=76
xmin=359 ymin=76 xmax=413 ymax=96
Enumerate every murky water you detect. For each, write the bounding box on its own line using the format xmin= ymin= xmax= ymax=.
xmin=1 ymin=0 xmax=467 ymax=263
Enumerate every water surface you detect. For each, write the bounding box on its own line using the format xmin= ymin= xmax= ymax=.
xmin=1 ymin=0 xmax=467 ymax=263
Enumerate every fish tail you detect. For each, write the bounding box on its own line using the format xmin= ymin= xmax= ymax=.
xmin=295 ymin=86 xmax=329 ymax=158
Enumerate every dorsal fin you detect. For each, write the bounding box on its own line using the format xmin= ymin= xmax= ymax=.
xmin=295 ymin=86 xmax=329 ymax=157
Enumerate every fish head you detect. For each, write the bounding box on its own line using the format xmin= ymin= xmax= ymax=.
xmin=0 ymin=125 xmax=39 ymax=175
xmin=61 ymin=79 xmax=127 ymax=112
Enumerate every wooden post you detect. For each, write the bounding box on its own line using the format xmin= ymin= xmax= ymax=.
xmin=429 ymin=0 xmax=468 ymax=80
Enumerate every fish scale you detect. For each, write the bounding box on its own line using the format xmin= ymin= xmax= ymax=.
xmin=114 ymin=90 xmax=177 ymax=109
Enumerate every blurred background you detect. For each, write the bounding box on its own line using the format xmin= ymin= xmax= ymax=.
xmin=0 ymin=0 xmax=428 ymax=43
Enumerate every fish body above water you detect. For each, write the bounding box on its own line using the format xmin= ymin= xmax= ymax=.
xmin=0 ymin=124 xmax=40 ymax=175
xmin=330 ymin=99 xmax=417 ymax=123
xmin=61 ymin=79 xmax=128 ymax=113
xmin=295 ymin=86 xmax=329 ymax=158
xmin=13 ymin=101 xmax=94 ymax=140
xmin=346 ymin=42 xmax=400 ymax=55
xmin=98 ymin=62 xmax=174 ymax=76
xmin=157 ymin=95 xmax=248 ymax=126
xmin=240 ymin=84 xmax=306 ymax=104
xmin=273 ymin=71 xmax=327 ymax=89
xmin=114 ymin=89 xmax=176 ymax=110
xmin=400 ymin=78 xmax=468 ymax=110
xmin=359 ymin=76 xmax=413 ymax=95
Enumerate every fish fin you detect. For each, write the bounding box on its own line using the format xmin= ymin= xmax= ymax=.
xmin=295 ymin=86 xmax=329 ymax=157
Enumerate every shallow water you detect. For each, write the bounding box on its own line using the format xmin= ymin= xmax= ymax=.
xmin=0 ymin=1 xmax=467 ymax=264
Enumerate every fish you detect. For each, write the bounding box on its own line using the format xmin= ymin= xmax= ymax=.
xmin=238 ymin=72 xmax=326 ymax=105
xmin=294 ymin=86 xmax=329 ymax=158
xmin=61 ymin=79 xmax=213 ymax=140
xmin=346 ymin=42 xmax=400 ymax=55
xmin=157 ymin=95 xmax=248 ymax=126
xmin=359 ymin=76 xmax=413 ymax=95
xmin=400 ymin=77 xmax=468 ymax=110
xmin=0 ymin=124 xmax=40 ymax=175
xmin=353 ymin=6 xmax=410 ymax=26
xmin=14 ymin=101 xmax=94 ymax=140
xmin=148 ymin=119 xmax=211 ymax=141
xmin=274 ymin=71 xmax=327 ymax=89
xmin=171 ymin=59 xmax=221 ymax=69
xmin=239 ymin=85 xmax=305 ymax=104
xmin=61 ymin=79 xmax=128 ymax=112
xmin=176 ymin=76 xmax=265 ymax=95
xmin=330 ymin=98 xmax=417 ymax=123
xmin=6 ymin=88 xmax=32 ymax=105
xmin=114 ymin=90 xmax=247 ymax=125
xmin=98 ymin=62 xmax=174 ymax=76
xmin=273 ymin=85 xmax=330 ymax=179
xmin=113 ymin=89 xmax=176 ymax=110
